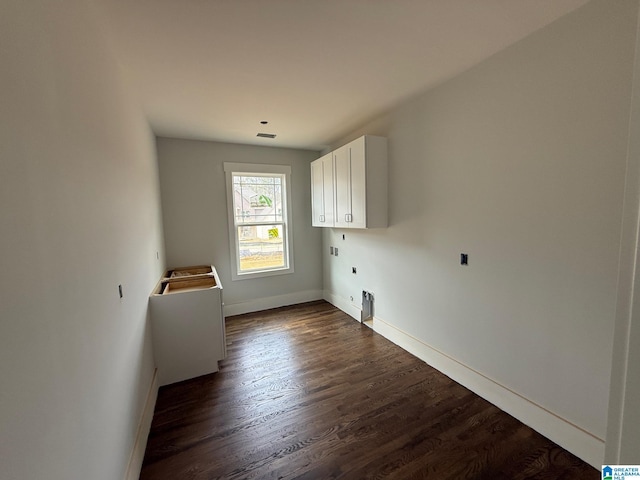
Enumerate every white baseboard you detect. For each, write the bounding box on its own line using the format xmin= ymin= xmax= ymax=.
xmin=322 ymin=292 xmax=604 ymax=470
xmin=124 ymin=368 xmax=159 ymax=480
xmin=224 ymin=289 xmax=323 ymax=317
xmin=323 ymin=290 xmax=362 ymax=321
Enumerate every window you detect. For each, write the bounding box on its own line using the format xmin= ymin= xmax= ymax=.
xmin=224 ymin=163 xmax=294 ymax=280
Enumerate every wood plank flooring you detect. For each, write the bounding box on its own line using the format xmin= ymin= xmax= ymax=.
xmin=140 ymin=301 xmax=599 ymax=479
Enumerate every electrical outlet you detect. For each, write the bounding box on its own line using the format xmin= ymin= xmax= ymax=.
xmin=330 ymin=246 xmax=334 ymax=255
xmin=335 ymin=247 xmax=339 ymax=256
xmin=460 ymin=253 xmax=468 ymax=265
xmin=352 ymin=267 xmax=357 ymax=274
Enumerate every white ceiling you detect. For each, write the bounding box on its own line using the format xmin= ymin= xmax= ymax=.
xmin=98 ymin=0 xmax=591 ymax=151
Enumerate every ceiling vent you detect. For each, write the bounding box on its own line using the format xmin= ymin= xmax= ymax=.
xmin=257 ymin=132 xmax=276 ymax=139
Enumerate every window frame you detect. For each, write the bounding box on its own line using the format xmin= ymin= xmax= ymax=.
xmin=224 ymin=162 xmax=294 ymax=281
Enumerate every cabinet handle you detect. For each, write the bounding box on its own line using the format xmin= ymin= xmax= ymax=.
xmin=345 ymin=214 xmax=352 ymax=222
xmin=319 ymin=215 xmax=325 ymax=222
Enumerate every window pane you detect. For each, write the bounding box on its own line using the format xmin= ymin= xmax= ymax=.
xmin=237 ymin=224 xmax=285 ymax=272
xmin=233 ymin=174 xmax=283 ymax=224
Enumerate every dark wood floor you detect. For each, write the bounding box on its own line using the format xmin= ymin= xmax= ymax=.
xmin=140 ymin=301 xmax=598 ymax=479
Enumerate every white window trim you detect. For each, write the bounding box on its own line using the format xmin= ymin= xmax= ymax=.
xmin=224 ymin=162 xmax=294 ymax=281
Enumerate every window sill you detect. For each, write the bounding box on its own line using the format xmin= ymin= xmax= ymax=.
xmin=231 ymin=266 xmax=295 ymax=281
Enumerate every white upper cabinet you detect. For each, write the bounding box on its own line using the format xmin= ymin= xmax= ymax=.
xmin=333 ymin=144 xmax=351 ymax=228
xmin=310 ymin=152 xmax=334 ymax=227
xmin=311 ymin=135 xmax=387 ymax=229
xmin=310 ymin=157 xmax=324 ymax=226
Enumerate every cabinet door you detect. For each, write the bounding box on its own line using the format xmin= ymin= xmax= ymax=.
xmin=311 ymin=158 xmax=324 ymax=226
xmin=311 ymin=154 xmax=334 ymax=227
xmin=334 ymin=144 xmax=351 ymax=228
xmin=321 ymin=154 xmax=334 ymax=226
xmin=348 ymin=137 xmax=367 ymax=229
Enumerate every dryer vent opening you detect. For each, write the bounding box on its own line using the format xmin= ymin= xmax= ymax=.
xmin=361 ymin=290 xmax=374 ymax=323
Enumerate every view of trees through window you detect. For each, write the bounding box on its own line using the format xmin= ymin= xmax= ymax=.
xmin=232 ymin=174 xmax=286 ymax=272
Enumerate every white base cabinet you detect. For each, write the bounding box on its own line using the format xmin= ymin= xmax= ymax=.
xmin=311 ymin=135 xmax=387 ymax=229
xmin=150 ymin=266 xmax=226 ymax=386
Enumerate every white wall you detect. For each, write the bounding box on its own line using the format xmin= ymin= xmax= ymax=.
xmin=156 ymin=138 xmax=322 ymax=314
xmin=322 ymin=0 xmax=638 ymax=466
xmin=0 ymin=1 xmax=165 ymax=479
